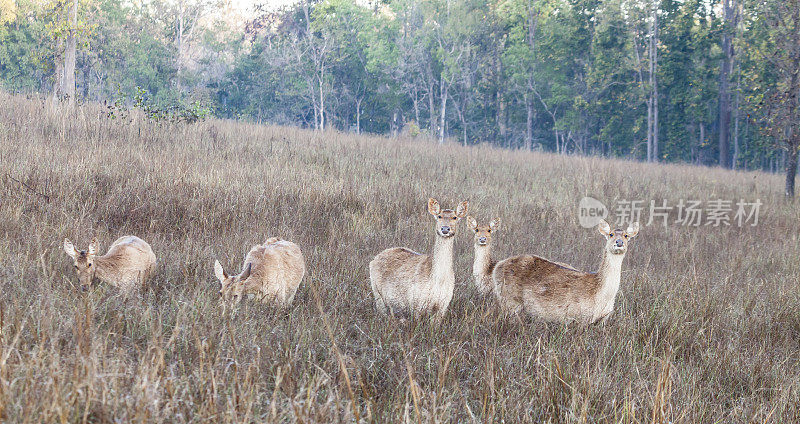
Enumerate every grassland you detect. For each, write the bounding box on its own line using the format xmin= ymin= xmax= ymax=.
xmin=0 ymin=92 xmax=798 ymax=422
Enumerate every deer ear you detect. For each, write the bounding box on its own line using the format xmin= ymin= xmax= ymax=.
xmin=456 ymin=201 xmax=468 ymax=218
xmin=63 ymin=239 xmax=77 ymax=258
xmin=466 ymin=216 xmax=477 ymax=230
xmin=239 ymin=262 xmax=252 ymax=281
xmin=597 ymin=219 xmax=611 ymax=237
xmin=214 ymin=260 xmax=227 ymax=281
xmin=87 ymin=237 xmax=99 ymax=256
xmin=626 ymin=222 xmax=640 ymax=238
xmin=489 ymin=218 xmax=501 ymax=231
xmin=428 ymin=198 xmax=441 ymax=215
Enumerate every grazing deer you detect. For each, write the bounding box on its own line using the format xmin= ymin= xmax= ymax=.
xmin=492 ymin=220 xmax=639 ymax=324
xmin=215 ymin=238 xmax=305 ymax=307
xmin=63 ymin=236 xmax=157 ymax=294
xmin=369 ymin=198 xmax=468 ymax=321
xmin=467 ymin=216 xmax=501 ymax=296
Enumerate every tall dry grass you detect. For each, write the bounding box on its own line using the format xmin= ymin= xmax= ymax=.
xmin=0 ymin=92 xmax=798 ymax=422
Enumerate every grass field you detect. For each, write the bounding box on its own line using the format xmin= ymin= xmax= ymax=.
xmin=0 ymin=92 xmax=799 ymax=422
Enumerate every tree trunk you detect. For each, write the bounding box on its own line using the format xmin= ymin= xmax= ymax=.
xmin=462 ymin=115 xmax=467 ymax=147
xmin=319 ymin=75 xmax=325 ymax=131
xmin=355 ymin=98 xmax=361 ymax=134
xmin=733 ymin=66 xmax=741 ymax=169
xmin=784 ymin=1 xmax=800 ymax=196
xmin=496 ymin=60 xmax=507 ymax=146
xmin=62 ymin=0 xmax=77 ymax=104
xmin=53 ymin=46 xmax=63 ymax=102
xmin=428 ymin=83 xmax=436 ymax=135
xmin=176 ymin=4 xmax=184 ymax=93
xmin=525 ymin=96 xmax=533 ymax=151
xmin=785 ymin=65 xmax=799 ymax=197
xmin=82 ymin=65 xmax=89 ymax=99
xmin=718 ymin=0 xmax=734 ymax=168
xmin=699 ymin=123 xmax=706 ymax=165
xmin=412 ymin=89 xmax=420 ymax=127
xmin=438 ymin=82 xmax=448 ymax=144
xmin=784 ymin=148 xmax=797 ymax=197
xmin=647 ymin=0 xmax=659 ymax=163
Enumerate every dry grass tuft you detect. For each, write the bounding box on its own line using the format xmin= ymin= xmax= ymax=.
xmin=1 ymin=92 xmax=799 ymax=422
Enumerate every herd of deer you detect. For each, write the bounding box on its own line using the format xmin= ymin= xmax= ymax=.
xmin=62 ymin=198 xmax=639 ymax=324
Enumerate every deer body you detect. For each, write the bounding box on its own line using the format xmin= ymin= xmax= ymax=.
xmin=492 ymin=220 xmax=638 ymax=324
xmin=369 ymin=198 xmax=468 ymax=320
xmin=63 ymin=235 xmax=157 ymax=294
xmin=216 ymin=238 xmax=305 ymax=307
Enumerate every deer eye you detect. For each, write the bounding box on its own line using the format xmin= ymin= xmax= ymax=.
xmin=437 ymin=215 xmax=442 ymax=219
xmin=488 ymin=229 xmax=491 ymax=233
xmin=452 ymin=216 xmax=458 ymax=220
xmin=623 ymin=234 xmax=628 ymax=239
xmin=87 ymin=263 xmax=92 ymax=267
xmin=73 ymin=265 xmax=78 ymax=269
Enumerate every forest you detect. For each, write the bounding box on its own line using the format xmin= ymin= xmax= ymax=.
xmin=1 ymin=0 xmax=799 ymax=195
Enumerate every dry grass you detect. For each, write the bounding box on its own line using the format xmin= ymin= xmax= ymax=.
xmin=0 ymin=92 xmax=799 ymax=422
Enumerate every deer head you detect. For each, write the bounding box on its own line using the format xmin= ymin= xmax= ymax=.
xmin=597 ymin=220 xmax=639 ymax=255
xmin=63 ymin=238 xmax=99 ymax=291
xmin=428 ymin=198 xmax=468 ymax=238
xmin=467 ymin=216 xmax=501 ymax=246
xmin=214 ymin=260 xmax=252 ymax=305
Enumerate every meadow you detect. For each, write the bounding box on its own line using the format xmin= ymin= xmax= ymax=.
xmin=0 ymin=92 xmax=798 ymax=422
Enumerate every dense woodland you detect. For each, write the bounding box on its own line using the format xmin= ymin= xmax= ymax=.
xmin=1 ymin=0 xmax=799 ymax=195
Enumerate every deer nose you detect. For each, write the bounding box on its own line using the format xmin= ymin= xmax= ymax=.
xmin=440 ymin=226 xmax=451 ymax=234
xmin=615 ymin=239 xmax=624 ymax=247
xmin=478 ymin=236 xmax=487 ymax=243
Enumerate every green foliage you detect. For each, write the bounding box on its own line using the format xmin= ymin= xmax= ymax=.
xmin=0 ymin=0 xmax=793 ymax=172
xmin=106 ymin=86 xmax=212 ymax=124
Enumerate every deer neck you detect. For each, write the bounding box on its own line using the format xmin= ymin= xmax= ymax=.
xmin=595 ymin=249 xmax=625 ymax=303
xmin=473 ymin=244 xmax=492 ymax=279
xmin=430 ymin=235 xmax=455 ymax=284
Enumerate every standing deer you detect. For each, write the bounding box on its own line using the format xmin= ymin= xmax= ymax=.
xmin=492 ymin=220 xmax=639 ymax=324
xmin=467 ymin=216 xmax=501 ymax=296
xmin=63 ymin=235 xmax=157 ymax=294
xmin=369 ymin=198 xmax=468 ymax=321
xmin=215 ymin=237 xmax=305 ymax=307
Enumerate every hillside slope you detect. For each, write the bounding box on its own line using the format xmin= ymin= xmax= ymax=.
xmin=1 ymin=93 xmax=798 ymax=422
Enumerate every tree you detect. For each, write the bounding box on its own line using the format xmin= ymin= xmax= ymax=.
xmin=717 ymin=0 xmax=738 ymax=168
xmin=743 ymin=0 xmax=800 ymax=196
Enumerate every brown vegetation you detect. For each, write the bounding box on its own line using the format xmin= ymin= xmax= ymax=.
xmin=0 ymin=93 xmax=798 ymax=422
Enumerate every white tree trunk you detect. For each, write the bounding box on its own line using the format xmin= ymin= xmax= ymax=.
xmin=62 ymin=0 xmax=78 ymax=104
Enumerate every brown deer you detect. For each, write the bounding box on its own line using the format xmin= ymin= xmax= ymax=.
xmin=492 ymin=220 xmax=639 ymax=324
xmin=466 ymin=216 xmax=501 ymax=296
xmin=215 ymin=238 xmax=305 ymax=307
xmin=369 ymin=198 xmax=468 ymax=321
xmin=63 ymin=236 xmax=157 ymax=294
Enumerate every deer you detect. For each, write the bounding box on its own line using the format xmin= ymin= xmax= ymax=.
xmin=466 ymin=216 xmax=501 ymax=296
xmin=63 ymin=235 xmax=157 ymax=294
xmin=214 ymin=237 xmax=305 ymax=308
xmin=369 ymin=198 xmax=468 ymax=322
xmin=492 ymin=219 xmax=639 ymax=324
